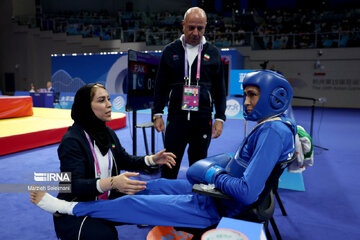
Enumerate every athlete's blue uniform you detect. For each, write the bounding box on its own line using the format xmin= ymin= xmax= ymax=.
xmin=70 ymin=70 xmax=296 ymax=228
xmin=72 ymin=114 xmax=296 ymax=228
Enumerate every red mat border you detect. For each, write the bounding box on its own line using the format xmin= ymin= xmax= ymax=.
xmin=0 ymin=117 xmax=126 ymax=156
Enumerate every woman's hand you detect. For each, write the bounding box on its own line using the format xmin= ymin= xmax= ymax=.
xmin=152 ymin=149 xmax=176 ymax=169
xmin=112 ymin=172 xmax=146 ymax=195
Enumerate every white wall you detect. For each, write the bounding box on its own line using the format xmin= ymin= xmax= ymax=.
xmin=240 ymin=47 xmax=360 ymax=108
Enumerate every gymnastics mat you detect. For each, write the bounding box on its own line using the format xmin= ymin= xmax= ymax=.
xmin=0 ymin=107 xmax=126 ymax=156
xmin=0 ymin=96 xmax=33 ymax=119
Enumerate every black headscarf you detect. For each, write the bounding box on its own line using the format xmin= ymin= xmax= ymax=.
xmin=71 ymin=83 xmax=111 ymax=156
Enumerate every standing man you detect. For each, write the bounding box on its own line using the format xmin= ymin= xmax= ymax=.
xmin=153 ymin=7 xmax=227 ymax=179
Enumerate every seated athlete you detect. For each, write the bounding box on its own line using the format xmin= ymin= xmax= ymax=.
xmin=30 ymin=70 xmax=296 ymax=229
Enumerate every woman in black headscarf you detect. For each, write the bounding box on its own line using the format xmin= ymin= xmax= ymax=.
xmin=53 ymin=83 xmax=176 ymax=240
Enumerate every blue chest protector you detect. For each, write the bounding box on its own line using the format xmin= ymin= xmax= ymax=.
xmin=225 ymin=117 xmax=296 ymax=178
xmin=215 ymin=116 xmax=296 ymax=212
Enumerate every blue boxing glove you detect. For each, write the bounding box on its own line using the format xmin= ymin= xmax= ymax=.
xmin=202 ymin=153 xmax=232 ymax=168
xmin=186 ymin=159 xmax=227 ymax=185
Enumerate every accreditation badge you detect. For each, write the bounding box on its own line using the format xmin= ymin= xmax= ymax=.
xmin=181 ymin=85 xmax=200 ymax=111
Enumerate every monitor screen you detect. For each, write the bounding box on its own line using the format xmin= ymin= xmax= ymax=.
xmin=229 ymin=69 xmax=256 ymax=96
xmin=126 ymin=50 xmax=160 ymax=111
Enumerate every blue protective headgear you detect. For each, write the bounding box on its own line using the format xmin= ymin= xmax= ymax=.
xmin=243 ymin=70 xmax=293 ymax=121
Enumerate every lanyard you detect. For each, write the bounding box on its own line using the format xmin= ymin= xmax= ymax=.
xmin=84 ymin=131 xmax=112 ymax=177
xmin=184 ymin=39 xmax=203 ymax=86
